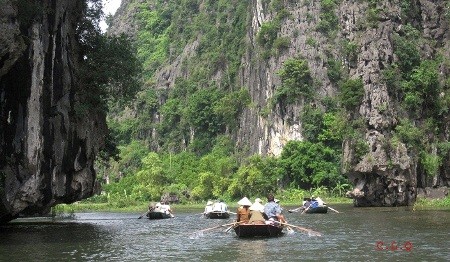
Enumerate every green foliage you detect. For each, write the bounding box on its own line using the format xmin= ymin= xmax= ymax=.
xmin=318 ymin=112 xmax=345 ymax=147
xmin=214 ymin=89 xmax=251 ymax=130
xmin=306 ymin=37 xmax=317 ymax=47
xmin=274 ymin=57 xmax=314 ymax=105
xmin=394 ymin=119 xmax=424 ymax=150
xmin=257 ymin=20 xmax=281 ymax=48
xmin=400 ymin=59 xmax=440 ymax=115
xmin=400 ymin=0 xmax=421 ymax=22
xmin=316 ymin=0 xmax=338 ymax=35
xmin=342 ymin=40 xmax=358 ymax=66
xmin=116 ymin=140 xmax=150 ymax=176
xmin=393 ymin=25 xmax=421 ymax=76
xmin=273 ymin=36 xmax=291 ymax=53
xmin=326 ymin=58 xmax=343 ymax=83
xmin=227 ymin=155 xmax=281 ymax=199
xmin=382 ymin=64 xmax=402 ymax=99
xmin=301 ymin=105 xmax=325 ymax=142
xmin=279 ymin=141 xmax=343 ymax=188
xmin=420 ymin=151 xmax=441 ymax=177
xmin=339 ymin=78 xmax=364 ymax=110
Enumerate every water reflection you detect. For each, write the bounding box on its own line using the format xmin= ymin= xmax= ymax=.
xmin=0 ymin=206 xmax=449 ymax=261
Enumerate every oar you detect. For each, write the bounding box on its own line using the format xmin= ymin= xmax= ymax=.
xmin=288 ymin=207 xmax=302 ymax=213
xmin=224 ymin=221 xmax=246 ymax=232
xmin=138 ymin=210 xmax=149 ymax=219
xmin=328 ymin=206 xmax=340 ymax=213
xmin=301 ymin=207 xmax=309 ymax=214
xmin=192 ymin=222 xmax=238 ymax=234
xmin=280 ymin=222 xmax=322 ymax=236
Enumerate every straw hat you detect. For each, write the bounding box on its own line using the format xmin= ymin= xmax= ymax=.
xmin=206 ymin=200 xmax=213 ymax=205
xmin=254 ymin=198 xmax=263 ymax=204
xmin=237 ymin=197 xmax=252 ymax=206
xmin=249 ymin=202 xmax=265 ymax=212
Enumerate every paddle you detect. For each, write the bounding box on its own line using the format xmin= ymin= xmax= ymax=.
xmin=224 ymin=221 xmax=246 ymax=232
xmin=280 ymin=222 xmax=322 ymax=236
xmin=301 ymin=207 xmax=309 ymax=214
xmin=138 ymin=210 xmax=149 ymax=219
xmin=328 ymin=206 xmax=340 ymax=213
xmin=288 ymin=207 xmax=303 ymax=213
xmin=192 ymin=222 xmax=238 ymax=234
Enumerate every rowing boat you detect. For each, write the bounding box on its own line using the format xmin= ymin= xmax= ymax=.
xmin=304 ymin=206 xmax=328 ymax=214
xmin=147 ymin=211 xmax=174 ymax=219
xmin=233 ymin=223 xmax=284 ymax=238
xmin=204 ymin=211 xmax=230 ymax=219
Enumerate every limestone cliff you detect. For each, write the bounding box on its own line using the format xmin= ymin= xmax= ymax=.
xmin=0 ymin=0 xmax=106 ymax=223
xmin=110 ymin=0 xmax=450 ymax=206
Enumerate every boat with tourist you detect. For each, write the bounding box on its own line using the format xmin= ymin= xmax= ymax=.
xmin=288 ymin=196 xmax=330 ymax=214
xmin=143 ymin=201 xmax=174 ymax=219
xmin=303 ymin=205 xmax=328 ymax=214
xmin=233 ymin=223 xmax=284 ymax=238
xmin=203 ymin=200 xmax=230 ymax=219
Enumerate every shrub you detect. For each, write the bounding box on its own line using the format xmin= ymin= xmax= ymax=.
xmin=339 ymin=78 xmax=364 ymax=110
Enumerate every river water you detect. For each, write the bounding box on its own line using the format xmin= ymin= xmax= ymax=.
xmin=0 ymin=204 xmax=449 ymax=261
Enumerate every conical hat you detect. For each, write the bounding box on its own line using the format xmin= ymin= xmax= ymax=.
xmin=237 ymin=197 xmax=252 ymax=206
xmin=249 ymin=202 xmax=265 ymax=212
xmin=254 ymin=198 xmax=262 ymax=204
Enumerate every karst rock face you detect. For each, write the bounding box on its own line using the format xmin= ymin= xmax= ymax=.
xmin=112 ymin=0 xmax=449 ymax=207
xmin=0 ymin=0 xmax=106 ymax=223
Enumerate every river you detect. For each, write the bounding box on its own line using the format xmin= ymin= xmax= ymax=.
xmin=0 ymin=204 xmax=449 ymax=261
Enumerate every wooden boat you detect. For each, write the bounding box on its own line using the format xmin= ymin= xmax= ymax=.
xmin=233 ymin=223 xmax=284 ymax=238
xmin=304 ymin=206 xmax=328 ymax=214
xmin=204 ymin=211 xmax=230 ymax=219
xmin=146 ymin=211 xmax=174 ymax=219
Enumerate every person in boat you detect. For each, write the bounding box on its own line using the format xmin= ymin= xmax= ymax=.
xmin=274 ymin=198 xmax=283 ymax=212
xmin=248 ymin=201 xmax=267 ymax=224
xmin=159 ymin=201 xmax=173 ymax=216
xmin=264 ymin=194 xmax=286 ymax=223
xmin=153 ymin=202 xmax=162 ymax=212
xmin=148 ymin=202 xmax=157 ymax=212
xmin=236 ymin=197 xmax=252 ymax=223
xmin=204 ymin=200 xmax=213 ymax=216
xmin=309 ymin=195 xmax=325 ymax=209
xmin=302 ymin=197 xmax=311 ymax=210
xmin=212 ymin=199 xmax=228 ymax=213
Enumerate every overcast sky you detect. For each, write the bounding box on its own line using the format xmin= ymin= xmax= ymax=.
xmin=100 ymin=0 xmax=122 ymax=32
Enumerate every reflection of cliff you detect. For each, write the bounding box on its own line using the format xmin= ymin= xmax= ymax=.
xmin=0 ymin=1 xmax=106 ymax=223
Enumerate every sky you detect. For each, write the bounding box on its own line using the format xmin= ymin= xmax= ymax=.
xmin=100 ymin=0 xmax=122 ymax=32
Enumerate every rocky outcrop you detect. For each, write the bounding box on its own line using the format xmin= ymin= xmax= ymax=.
xmin=0 ymin=0 xmax=106 ymax=223
xmin=110 ymin=0 xmax=450 ymax=206
xmin=238 ymin=0 xmax=449 ymax=206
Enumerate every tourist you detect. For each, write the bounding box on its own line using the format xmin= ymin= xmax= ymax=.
xmin=160 ymin=201 xmax=173 ymax=216
xmin=204 ymin=200 xmax=213 ymax=216
xmin=212 ymin=199 xmax=228 ymax=212
xmin=264 ymin=194 xmax=286 ymax=223
xmin=248 ymin=201 xmax=267 ymax=224
xmin=236 ymin=197 xmax=252 ymax=223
